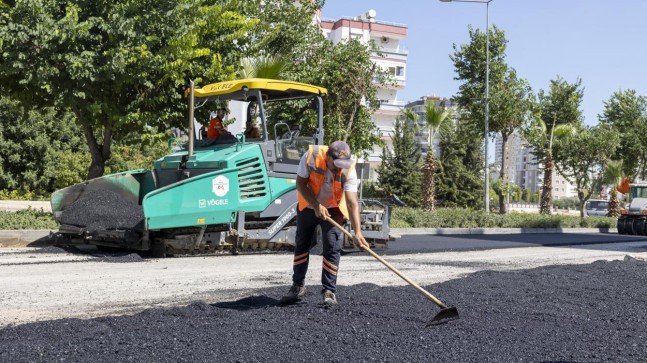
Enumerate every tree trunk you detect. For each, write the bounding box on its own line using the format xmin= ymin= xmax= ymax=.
xmin=498 ymin=133 xmax=509 ymax=214
xmin=422 ymin=151 xmax=437 ymax=211
xmin=83 ymin=122 xmax=112 ymax=180
xmin=578 ymin=190 xmax=585 ymax=218
xmin=607 ymin=188 xmax=619 ymax=217
xmin=540 ymin=157 xmax=553 ymax=214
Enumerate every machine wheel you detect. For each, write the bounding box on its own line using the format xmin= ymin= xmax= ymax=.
xmin=617 ymin=219 xmax=626 ymax=234
xmin=631 ymin=219 xmax=642 ymax=235
xmin=150 ymin=241 xmax=167 ymax=258
xmin=310 ymin=225 xmax=323 ymax=256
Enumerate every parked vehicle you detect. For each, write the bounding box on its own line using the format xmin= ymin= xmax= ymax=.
xmin=585 ymin=199 xmax=609 ymax=217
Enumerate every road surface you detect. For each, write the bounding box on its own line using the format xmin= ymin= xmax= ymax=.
xmin=1 ymin=233 xmax=647 ymax=327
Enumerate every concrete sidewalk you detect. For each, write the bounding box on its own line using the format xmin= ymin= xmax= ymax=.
xmin=0 ymin=200 xmax=51 ymax=212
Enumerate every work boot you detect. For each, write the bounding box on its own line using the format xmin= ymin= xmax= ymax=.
xmin=280 ymin=284 xmax=305 ymax=305
xmin=322 ymin=289 xmax=337 ymax=306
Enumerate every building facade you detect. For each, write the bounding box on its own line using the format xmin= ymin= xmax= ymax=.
xmin=494 ymin=131 xmax=577 ymax=199
xmin=320 ymin=10 xmax=408 ymax=180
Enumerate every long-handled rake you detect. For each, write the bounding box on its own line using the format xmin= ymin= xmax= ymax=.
xmin=325 ymin=216 xmax=459 ymax=326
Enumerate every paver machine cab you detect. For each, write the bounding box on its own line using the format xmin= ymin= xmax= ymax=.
xmin=50 ymin=78 xmax=390 ymax=256
xmin=617 ymin=182 xmax=647 ymax=235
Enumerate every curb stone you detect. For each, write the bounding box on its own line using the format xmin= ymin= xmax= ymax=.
xmin=0 ymin=228 xmax=619 ymax=248
xmin=0 ymin=230 xmax=54 ymax=248
xmin=389 ymin=227 xmax=617 ymax=238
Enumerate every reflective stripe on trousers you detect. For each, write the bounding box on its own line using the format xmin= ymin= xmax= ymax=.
xmin=291 ymin=207 xmax=344 ymax=293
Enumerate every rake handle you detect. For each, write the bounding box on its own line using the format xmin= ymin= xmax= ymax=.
xmin=325 ymin=216 xmax=448 ymax=309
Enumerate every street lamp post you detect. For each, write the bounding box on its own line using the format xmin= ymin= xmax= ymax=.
xmin=440 ymin=0 xmax=492 ymax=213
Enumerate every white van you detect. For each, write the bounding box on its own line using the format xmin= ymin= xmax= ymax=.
xmin=585 ymin=199 xmax=609 ymax=217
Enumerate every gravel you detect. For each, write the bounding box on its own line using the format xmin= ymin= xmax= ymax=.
xmin=58 ymin=187 xmax=144 ymax=231
xmin=1 ymin=257 xmax=646 ymax=362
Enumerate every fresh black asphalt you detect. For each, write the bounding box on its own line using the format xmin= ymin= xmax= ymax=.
xmin=2 ymin=255 xmax=646 ymax=362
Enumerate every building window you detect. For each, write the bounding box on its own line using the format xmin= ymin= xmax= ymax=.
xmin=388 ymin=66 xmax=405 ymax=77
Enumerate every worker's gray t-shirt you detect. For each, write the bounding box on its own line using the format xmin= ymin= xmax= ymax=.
xmin=297 ymin=152 xmax=359 ymax=209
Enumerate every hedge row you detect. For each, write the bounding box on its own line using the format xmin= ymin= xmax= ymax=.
xmin=0 ymin=207 xmax=616 ymax=231
xmin=0 ymin=209 xmax=58 ymax=230
xmin=390 ymin=207 xmax=616 ymax=229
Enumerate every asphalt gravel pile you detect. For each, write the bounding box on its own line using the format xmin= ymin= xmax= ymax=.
xmin=2 ymin=258 xmax=647 ymax=362
xmin=58 ymin=187 xmax=144 ymax=231
xmin=40 ymin=245 xmax=145 ymax=263
xmin=32 ymin=246 xmax=68 ymax=254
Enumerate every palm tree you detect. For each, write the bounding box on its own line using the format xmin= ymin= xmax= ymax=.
xmin=602 ymin=160 xmax=623 ymax=217
xmin=526 ymin=115 xmax=575 ymax=214
xmin=421 ymin=102 xmax=452 ymax=211
xmin=239 ymin=54 xmax=287 ymax=79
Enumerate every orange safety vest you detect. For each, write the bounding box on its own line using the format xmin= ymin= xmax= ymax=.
xmin=207 ymin=117 xmax=224 ymax=139
xmin=297 ymin=145 xmax=355 ymax=218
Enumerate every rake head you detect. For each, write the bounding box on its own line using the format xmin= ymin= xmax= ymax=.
xmin=427 ymin=306 xmax=460 ymax=327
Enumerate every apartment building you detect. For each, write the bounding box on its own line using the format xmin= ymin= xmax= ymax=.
xmin=319 ymin=9 xmax=408 ymax=180
xmin=494 ymin=131 xmax=577 ymax=199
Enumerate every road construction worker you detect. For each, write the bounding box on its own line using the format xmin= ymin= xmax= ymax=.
xmin=207 ymin=108 xmax=230 ymax=139
xmin=244 ymin=116 xmax=261 ymax=139
xmin=280 ymin=141 xmax=369 ymax=306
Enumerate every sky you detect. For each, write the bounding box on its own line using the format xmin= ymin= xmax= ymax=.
xmin=321 ymin=0 xmax=647 ymax=126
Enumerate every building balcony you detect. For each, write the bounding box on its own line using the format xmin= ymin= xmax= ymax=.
xmin=374 ymin=102 xmax=402 ymax=115
xmin=379 ymin=99 xmax=406 ymax=106
xmin=374 ymin=78 xmax=406 ymax=89
xmin=379 ymin=45 xmax=408 ymax=55
xmin=372 ymin=49 xmax=408 ymax=62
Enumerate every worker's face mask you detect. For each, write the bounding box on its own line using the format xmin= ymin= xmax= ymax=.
xmin=327 ymin=155 xmax=341 ymax=174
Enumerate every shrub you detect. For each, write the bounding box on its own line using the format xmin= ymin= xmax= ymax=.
xmin=552 ymin=197 xmax=580 ymax=210
xmin=391 ymin=207 xmax=616 ymax=229
xmin=0 ymin=209 xmax=57 ymax=230
xmin=0 ymin=189 xmax=48 ymax=201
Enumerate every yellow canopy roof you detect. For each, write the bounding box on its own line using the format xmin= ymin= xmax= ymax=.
xmin=194 ymin=78 xmax=327 ymax=100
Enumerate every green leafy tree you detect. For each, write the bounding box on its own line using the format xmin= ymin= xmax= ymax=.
xmin=0 ymin=94 xmax=85 ymax=196
xmin=241 ymin=0 xmax=324 ymax=60
xmin=0 ymin=0 xmax=258 ymax=179
xmin=421 ymin=102 xmax=452 ymax=211
xmin=451 ymin=25 xmax=532 ymax=213
xmin=377 ymin=117 xmax=422 ymax=207
xmin=554 ymin=125 xmax=619 ymax=217
xmin=239 ymin=0 xmax=384 ymax=155
xmin=292 ymin=38 xmax=385 ymax=154
xmin=524 ymin=77 xmax=584 ymax=214
xmin=435 ymin=114 xmax=485 ymax=209
xmin=598 ymin=89 xmax=647 ymax=180
xmin=489 ymin=70 xmax=533 ymax=213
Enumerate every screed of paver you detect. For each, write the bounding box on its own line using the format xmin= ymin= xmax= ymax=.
xmin=1 ymin=242 xmax=647 ymax=328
